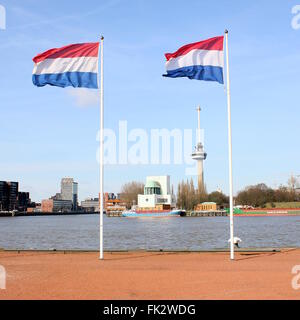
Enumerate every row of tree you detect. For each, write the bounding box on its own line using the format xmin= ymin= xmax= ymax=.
xmin=120 ymin=179 xmax=229 ymax=210
xmin=235 ymin=183 xmax=300 ymax=208
xmin=120 ymin=178 xmax=300 ymax=210
xmin=176 ymin=179 xmax=228 ymax=210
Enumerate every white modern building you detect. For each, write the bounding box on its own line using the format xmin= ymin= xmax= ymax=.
xmin=138 ymin=176 xmax=175 ymax=209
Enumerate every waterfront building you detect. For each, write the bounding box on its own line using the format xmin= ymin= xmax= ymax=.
xmin=104 ymin=193 xmax=127 ymax=213
xmin=194 ymin=202 xmax=218 ymax=211
xmin=61 ymin=178 xmax=78 ymax=210
xmin=41 ymin=199 xmax=73 ymax=213
xmin=81 ymin=198 xmax=99 ymax=212
xmin=81 ymin=193 xmax=126 ymax=213
xmin=17 ymin=192 xmax=31 ymax=211
xmin=0 ymin=181 xmax=19 ymax=211
xmin=191 ymin=107 xmax=207 ymax=190
xmin=137 ymin=176 xmax=176 ymax=209
xmin=27 ymin=206 xmax=41 ymax=213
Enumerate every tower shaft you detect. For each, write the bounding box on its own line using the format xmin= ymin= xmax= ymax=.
xmin=191 ymin=106 xmax=207 ymax=191
xmin=197 ymin=159 xmax=204 ymax=191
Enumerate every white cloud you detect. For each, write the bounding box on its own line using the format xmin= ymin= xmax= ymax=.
xmin=67 ymin=88 xmax=99 ymax=107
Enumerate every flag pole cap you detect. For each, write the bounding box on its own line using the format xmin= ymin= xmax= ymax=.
xmin=101 ymin=36 xmax=104 ymax=40
xmin=225 ymin=29 xmax=228 ymax=34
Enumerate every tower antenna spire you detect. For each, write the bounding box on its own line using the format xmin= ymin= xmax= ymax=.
xmin=197 ymin=106 xmax=201 ymax=144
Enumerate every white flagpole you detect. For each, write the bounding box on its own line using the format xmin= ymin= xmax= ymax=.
xmin=99 ymin=36 xmax=104 ymax=260
xmin=225 ymin=30 xmax=234 ymax=260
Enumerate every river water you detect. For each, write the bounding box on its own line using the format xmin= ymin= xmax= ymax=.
xmin=0 ymin=215 xmax=299 ymax=250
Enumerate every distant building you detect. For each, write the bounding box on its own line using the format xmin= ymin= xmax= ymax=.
xmin=0 ymin=181 xmax=19 ymax=211
xmin=138 ymin=176 xmax=176 ymax=209
xmin=104 ymin=193 xmax=126 ymax=213
xmin=80 ymin=193 xmax=126 ymax=213
xmin=72 ymin=182 xmax=78 ymax=210
xmin=17 ymin=192 xmax=31 ymax=211
xmin=40 ymin=178 xmax=78 ymax=213
xmin=194 ymin=202 xmax=218 ymax=211
xmin=41 ymin=199 xmax=73 ymax=213
xmin=81 ymin=198 xmax=99 ymax=212
xmin=27 ymin=203 xmax=41 ymax=213
xmin=51 ymin=193 xmax=62 ymax=200
xmin=61 ymin=178 xmax=78 ymax=210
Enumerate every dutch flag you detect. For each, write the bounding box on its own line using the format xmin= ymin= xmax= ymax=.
xmin=32 ymin=42 xmax=100 ymax=89
xmin=163 ymin=36 xmax=224 ymax=84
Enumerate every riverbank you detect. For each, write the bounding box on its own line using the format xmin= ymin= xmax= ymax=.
xmin=2 ymin=210 xmax=300 ymax=218
xmin=0 ymin=211 xmax=99 ymax=217
xmin=233 ymin=208 xmax=300 ymax=217
xmin=0 ymin=249 xmax=299 ymax=300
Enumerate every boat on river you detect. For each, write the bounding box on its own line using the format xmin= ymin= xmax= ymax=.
xmin=122 ymin=209 xmax=183 ymax=217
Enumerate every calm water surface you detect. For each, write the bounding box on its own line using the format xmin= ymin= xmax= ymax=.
xmin=0 ymin=215 xmax=299 ymax=250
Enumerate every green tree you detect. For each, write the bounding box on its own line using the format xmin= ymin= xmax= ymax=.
xmin=236 ymin=183 xmax=275 ymax=207
xmin=208 ymin=191 xmax=229 ymax=206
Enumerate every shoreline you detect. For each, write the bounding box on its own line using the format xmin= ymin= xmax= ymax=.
xmin=233 ymin=213 xmax=300 ymax=217
xmin=0 ymin=247 xmax=286 ymax=253
xmin=0 ymin=249 xmax=299 ymax=300
xmin=0 ymin=211 xmax=100 ymax=217
xmin=1 ymin=212 xmax=300 ymax=218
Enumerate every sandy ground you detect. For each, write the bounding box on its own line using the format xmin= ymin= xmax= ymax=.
xmin=0 ymin=249 xmax=300 ymax=300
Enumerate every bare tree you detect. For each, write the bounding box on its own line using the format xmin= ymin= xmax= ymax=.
xmin=120 ymin=181 xmax=144 ymax=209
xmin=176 ymin=178 xmax=208 ymax=210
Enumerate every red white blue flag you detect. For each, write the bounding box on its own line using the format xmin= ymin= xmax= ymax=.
xmin=163 ymin=36 xmax=224 ymax=84
xmin=32 ymin=42 xmax=100 ymax=89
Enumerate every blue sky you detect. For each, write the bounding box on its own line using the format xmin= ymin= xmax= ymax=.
xmin=0 ymin=0 xmax=299 ymax=202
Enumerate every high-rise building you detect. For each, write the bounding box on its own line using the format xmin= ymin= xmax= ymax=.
xmin=72 ymin=182 xmax=78 ymax=210
xmin=0 ymin=181 xmax=19 ymax=211
xmin=60 ymin=178 xmax=78 ymax=210
xmin=17 ymin=192 xmax=31 ymax=211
